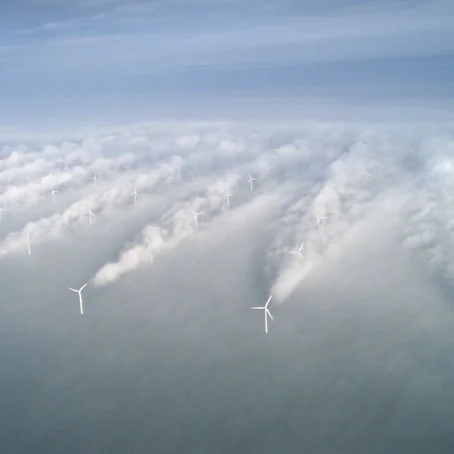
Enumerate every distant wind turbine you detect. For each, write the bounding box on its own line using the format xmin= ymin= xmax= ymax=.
xmin=26 ymin=230 xmax=31 ymax=256
xmin=165 ymin=174 xmax=173 ymax=189
xmin=64 ymin=164 xmax=71 ymax=170
xmin=247 ymin=173 xmax=256 ymax=190
xmin=90 ymin=174 xmax=97 ymax=184
xmin=251 ymin=295 xmax=274 ymax=334
xmin=145 ymin=237 xmax=153 ymax=262
xmin=315 ymin=214 xmax=327 ymax=228
xmin=192 ymin=210 xmax=204 ymax=227
xmin=289 ymin=242 xmax=304 ymax=259
xmin=86 ymin=210 xmax=95 ymax=225
xmin=130 ymin=187 xmax=139 ymax=203
xmin=50 ymin=188 xmax=58 ymax=203
xmin=223 ymin=188 xmax=234 ymax=206
xmin=68 ymin=283 xmax=88 ymax=315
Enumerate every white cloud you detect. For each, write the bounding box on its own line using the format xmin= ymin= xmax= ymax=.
xmin=0 ymin=119 xmax=454 ymax=306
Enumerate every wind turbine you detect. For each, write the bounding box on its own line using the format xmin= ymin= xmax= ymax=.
xmin=68 ymin=283 xmax=88 ymax=315
xmin=315 ymin=214 xmax=327 ymax=228
xmin=289 ymin=242 xmax=304 ymax=259
xmin=192 ymin=210 xmax=204 ymax=227
xmin=251 ymin=295 xmax=274 ymax=334
xmin=86 ymin=210 xmax=95 ymax=225
xmin=165 ymin=174 xmax=173 ymax=189
xmin=223 ymin=188 xmax=234 ymax=207
xmin=90 ymin=174 xmax=97 ymax=184
xmin=130 ymin=187 xmax=139 ymax=203
xmin=64 ymin=164 xmax=71 ymax=170
xmin=26 ymin=230 xmax=31 ymax=256
xmin=247 ymin=173 xmax=256 ymax=190
xmin=50 ymin=188 xmax=58 ymax=203
xmin=145 ymin=237 xmax=153 ymax=262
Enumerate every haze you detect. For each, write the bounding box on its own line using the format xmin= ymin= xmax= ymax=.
xmin=1 ymin=1 xmax=454 ymax=453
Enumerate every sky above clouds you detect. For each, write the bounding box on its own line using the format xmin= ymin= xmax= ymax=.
xmin=2 ymin=1 xmax=454 ymax=453
xmin=1 ymin=0 xmax=454 ymax=126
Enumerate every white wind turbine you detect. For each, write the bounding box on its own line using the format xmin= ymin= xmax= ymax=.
xmin=86 ymin=209 xmax=95 ymax=225
xmin=251 ymin=295 xmax=274 ymax=334
xmin=50 ymin=188 xmax=58 ymax=204
xmin=64 ymin=164 xmax=71 ymax=170
xmin=90 ymin=174 xmax=97 ymax=184
xmin=315 ymin=214 xmax=327 ymax=228
xmin=192 ymin=210 xmax=204 ymax=227
xmin=68 ymin=283 xmax=88 ymax=315
xmin=145 ymin=237 xmax=153 ymax=262
xmin=26 ymin=230 xmax=31 ymax=256
xmin=247 ymin=173 xmax=256 ymax=190
xmin=165 ymin=174 xmax=173 ymax=189
xmin=223 ymin=187 xmax=234 ymax=207
xmin=289 ymin=242 xmax=304 ymax=259
xmin=130 ymin=187 xmax=140 ymax=203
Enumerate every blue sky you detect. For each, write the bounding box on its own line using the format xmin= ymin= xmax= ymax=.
xmin=1 ymin=0 xmax=454 ymax=125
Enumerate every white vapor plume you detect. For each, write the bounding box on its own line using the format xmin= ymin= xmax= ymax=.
xmin=0 ymin=120 xmax=453 ymax=306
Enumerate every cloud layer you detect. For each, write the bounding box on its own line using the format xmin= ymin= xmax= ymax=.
xmin=1 ymin=120 xmax=453 ymax=304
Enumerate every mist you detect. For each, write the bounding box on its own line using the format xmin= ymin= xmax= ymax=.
xmin=1 ymin=120 xmax=454 ymax=453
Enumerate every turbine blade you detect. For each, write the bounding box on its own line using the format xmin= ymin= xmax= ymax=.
xmin=80 ymin=283 xmax=88 ymax=291
xmin=266 ymin=308 xmax=274 ymax=320
xmin=265 ymin=295 xmax=272 ymax=307
xmin=250 ymin=306 xmax=264 ymax=310
xmin=68 ymin=287 xmax=77 ymax=292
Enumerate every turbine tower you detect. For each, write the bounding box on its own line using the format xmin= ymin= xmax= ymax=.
xmin=130 ymin=187 xmax=140 ymax=203
xmin=50 ymin=188 xmax=58 ymax=203
xmin=26 ymin=230 xmax=31 ymax=256
xmin=289 ymin=242 xmax=304 ymax=259
xmin=248 ymin=173 xmax=256 ymax=190
xmin=223 ymin=188 xmax=234 ymax=207
xmin=86 ymin=210 xmax=95 ymax=225
xmin=145 ymin=237 xmax=153 ymax=262
xmin=251 ymin=295 xmax=274 ymax=334
xmin=192 ymin=210 xmax=204 ymax=227
xmin=165 ymin=174 xmax=173 ymax=189
xmin=68 ymin=283 xmax=88 ymax=315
